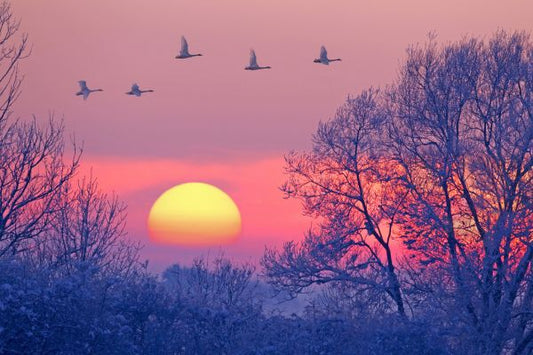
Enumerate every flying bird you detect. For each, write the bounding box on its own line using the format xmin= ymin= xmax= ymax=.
xmin=75 ymin=80 xmax=103 ymax=100
xmin=175 ymin=36 xmax=202 ymax=59
xmin=125 ymin=83 xmax=154 ymax=97
xmin=245 ymin=49 xmax=271 ymax=70
xmin=314 ymin=46 xmax=341 ymax=65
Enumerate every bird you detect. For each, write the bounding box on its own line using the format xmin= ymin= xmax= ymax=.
xmin=245 ymin=49 xmax=271 ymax=70
xmin=313 ymin=46 xmax=341 ymax=65
xmin=125 ymin=83 xmax=154 ymax=97
xmin=75 ymin=80 xmax=103 ymax=100
xmin=175 ymin=36 xmax=202 ymax=59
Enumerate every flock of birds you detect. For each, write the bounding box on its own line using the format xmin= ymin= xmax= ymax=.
xmin=75 ymin=36 xmax=342 ymax=100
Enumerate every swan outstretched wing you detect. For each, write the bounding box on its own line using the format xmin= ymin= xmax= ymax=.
xmin=180 ymin=36 xmax=189 ymax=56
xmin=249 ymin=49 xmax=258 ymax=67
xmin=320 ymin=46 xmax=328 ymax=61
xmin=78 ymin=80 xmax=88 ymax=90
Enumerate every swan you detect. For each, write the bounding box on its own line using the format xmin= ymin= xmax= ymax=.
xmin=245 ymin=49 xmax=271 ymax=70
xmin=76 ymin=80 xmax=103 ymax=100
xmin=125 ymin=83 xmax=154 ymax=96
xmin=175 ymin=36 xmax=202 ymax=59
xmin=314 ymin=46 xmax=341 ymax=65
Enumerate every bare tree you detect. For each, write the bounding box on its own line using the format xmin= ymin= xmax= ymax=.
xmin=35 ymin=174 xmax=142 ymax=276
xmin=0 ymin=1 xmax=28 ymax=127
xmin=389 ymin=31 xmax=532 ymax=354
xmin=163 ymin=256 xmax=257 ymax=312
xmin=0 ymin=118 xmax=81 ymax=257
xmin=262 ymin=89 xmax=408 ymax=318
xmin=264 ymin=31 xmax=532 ymax=354
xmin=0 ymin=2 xmax=80 ymax=257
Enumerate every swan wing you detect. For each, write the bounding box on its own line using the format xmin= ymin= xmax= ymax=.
xmin=320 ymin=46 xmax=328 ymax=61
xmin=78 ymin=80 xmax=88 ymax=90
xmin=180 ymin=36 xmax=189 ymax=56
xmin=249 ymin=49 xmax=258 ymax=67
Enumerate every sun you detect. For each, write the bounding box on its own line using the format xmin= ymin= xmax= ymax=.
xmin=147 ymin=182 xmax=242 ymax=246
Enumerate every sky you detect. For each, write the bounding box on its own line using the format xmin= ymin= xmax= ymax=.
xmin=11 ymin=0 xmax=533 ymax=271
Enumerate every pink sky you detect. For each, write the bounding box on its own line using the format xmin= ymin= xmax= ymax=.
xmin=79 ymin=156 xmax=309 ymax=270
xmin=11 ymin=1 xmax=533 ymax=271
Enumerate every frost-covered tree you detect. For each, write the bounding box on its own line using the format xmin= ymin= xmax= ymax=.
xmin=0 ymin=1 xmax=26 ymax=125
xmin=162 ymin=257 xmax=263 ymax=353
xmin=163 ymin=257 xmax=257 ymax=309
xmin=30 ymin=174 xmax=142 ymax=276
xmin=263 ymin=31 xmax=533 ymax=354
xmin=262 ymin=89 xmax=408 ymax=318
xmin=389 ymin=31 xmax=533 ymax=354
xmin=0 ymin=1 xmax=140 ymax=280
xmin=0 ymin=2 xmax=80 ymax=257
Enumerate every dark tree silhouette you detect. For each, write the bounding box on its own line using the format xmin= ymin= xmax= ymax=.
xmin=0 ymin=1 xmax=80 ymax=257
xmin=264 ymin=31 xmax=532 ymax=354
xmin=0 ymin=1 xmax=138 ymax=278
xmin=389 ymin=32 xmax=533 ymax=354
xmin=30 ymin=174 xmax=142 ymax=276
xmin=263 ymin=89 xmax=408 ymax=318
xmin=0 ymin=1 xmax=27 ymax=125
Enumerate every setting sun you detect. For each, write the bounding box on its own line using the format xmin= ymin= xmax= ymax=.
xmin=147 ymin=182 xmax=241 ymax=246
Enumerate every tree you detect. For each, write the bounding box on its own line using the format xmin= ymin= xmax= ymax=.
xmin=162 ymin=257 xmax=262 ymax=353
xmin=389 ymin=31 xmax=533 ymax=354
xmin=263 ymin=31 xmax=532 ymax=354
xmin=0 ymin=1 xmax=141 ymax=281
xmin=262 ymin=89 xmax=408 ymax=318
xmin=163 ymin=257 xmax=258 ymax=311
xmin=32 ymin=174 xmax=142 ymax=276
xmin=0 ymin=2 xmax=81 ymax=257
xmin=0 ymin=1 xmax=27 ymax=126
xmin=0 ymin=118 xmax=81 ymax=257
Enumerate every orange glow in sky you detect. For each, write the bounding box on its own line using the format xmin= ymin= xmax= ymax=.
xmin=10 ymin=0 xmax=533 ymax=270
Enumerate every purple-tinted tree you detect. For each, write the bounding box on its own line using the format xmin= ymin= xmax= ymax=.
xmin=262 ymin=89 xmax=408 ymax=318
xmin=264 ymin=31 xmax=532 ymax=354
xmin=162 ymin=257 xmax=262 ymax=353
xmin=389 ymin=32 xmax=533 ymax=354
xmin=0 ymin=1 xmax=27 ymax=126
xmin=32 ymin=175 xmax=142 ymax=276
xmin=0 ymin=1 xmax=80 ymax=257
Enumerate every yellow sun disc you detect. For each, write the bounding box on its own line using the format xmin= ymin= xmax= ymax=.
xmin=147 ymin=182 xmax=242 ymax=246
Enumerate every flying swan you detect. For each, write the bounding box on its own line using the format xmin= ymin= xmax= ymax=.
xmin=175 ymin=36 xmax=202 ymax=59
xmin=125 ymin=83 xmax=154 ymax=96
xmin=314 ymin=46 xmax=341 ymax=65
xmin=76 ymin=80 xmax=103 ymax=100
xmin=245 ymin=49 xmax=271 ymax=70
